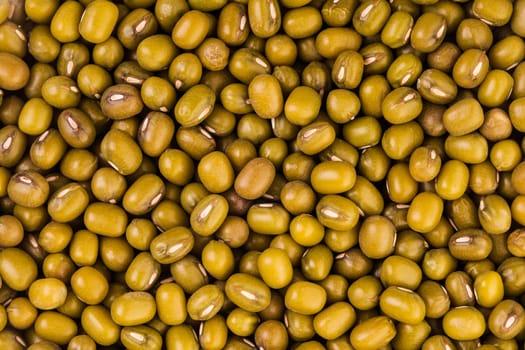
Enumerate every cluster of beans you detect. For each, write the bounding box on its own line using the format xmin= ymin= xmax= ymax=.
xmin=3 ymin=0 xmax=525 ymax=349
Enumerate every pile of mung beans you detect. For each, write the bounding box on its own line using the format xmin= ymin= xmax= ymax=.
xmin=2 ymin=0 xmax=525 ymax=349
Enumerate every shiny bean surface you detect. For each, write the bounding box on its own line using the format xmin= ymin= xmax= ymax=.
xmin=1 ymin=1 xmax=525 ymax=349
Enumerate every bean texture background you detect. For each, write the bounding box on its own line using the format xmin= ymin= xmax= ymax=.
xmin=1 ymin=0 xmax=525 ymax=349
